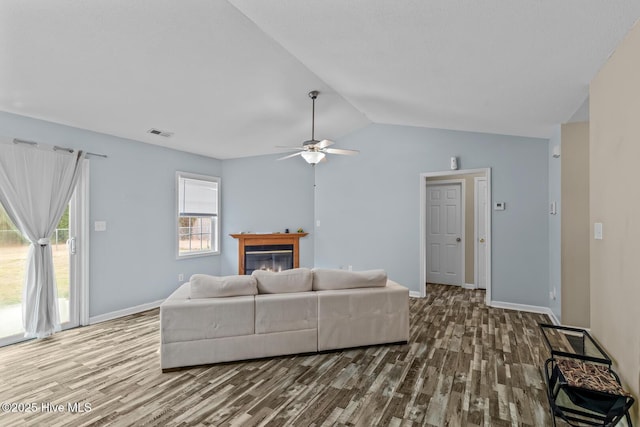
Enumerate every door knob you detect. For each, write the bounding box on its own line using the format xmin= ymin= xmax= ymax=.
xmin=479 ymin=238 xmax=485 ymax=243
xmin=456 ymin=237 xmax=461 ymax=242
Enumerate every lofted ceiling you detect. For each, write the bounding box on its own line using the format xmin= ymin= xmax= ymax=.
xmin=1 ymin=1 xmax=639 ymax=159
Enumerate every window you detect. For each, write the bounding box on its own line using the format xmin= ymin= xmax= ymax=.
xmin=176 ymin=172 xmax=220 ymax=257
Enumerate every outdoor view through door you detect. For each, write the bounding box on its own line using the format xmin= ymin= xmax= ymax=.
xmin=0 ymin=200 xmax=77 ymax=345
xmin=0 ymin=161 xmax=86 ymax=347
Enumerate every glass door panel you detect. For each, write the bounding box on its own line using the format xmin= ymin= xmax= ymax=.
xmin=0 ymin=204 xmax=28 ymax=339
xmin=0 ymin=201 xmax=76 ymax=345
xmin=53 ymin=205 xmax=70 ymax=325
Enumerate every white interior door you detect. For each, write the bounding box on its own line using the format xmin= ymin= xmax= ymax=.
xmin=475 ymin=178 xmax=488 ymax=289
xmin=426 ymin=183 xmax=462 ymax=285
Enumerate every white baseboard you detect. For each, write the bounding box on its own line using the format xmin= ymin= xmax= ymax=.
xmin=89 ymin=300 xmax=163 ymax=325
xmin=490 ymin=300 xmax=558 ymax=323
xmin=559 ymin=322 xmax=590 ymax=332
xmin=409 ymin=291 xmax=422 ymax=298
xmin=547 ymin=312 xmax=561 ymax=326
xmin=462 ymin=283 xmax=476 ymax=290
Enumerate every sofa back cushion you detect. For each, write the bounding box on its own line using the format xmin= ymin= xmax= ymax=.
xmin=312 ymin=268 xmax=388 ymax=291
xmin=252 ymin=268 xmax=313 ymax=294
xmin=190 ymin=274 xmax=257 ymax=298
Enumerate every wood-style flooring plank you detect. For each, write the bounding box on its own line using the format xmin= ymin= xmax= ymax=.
xmin=0 ymin=284 xmax=561 ymax=426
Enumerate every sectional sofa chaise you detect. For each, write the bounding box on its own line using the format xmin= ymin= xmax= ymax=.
xmin=160 ymin=268 xmax=410 ymax=370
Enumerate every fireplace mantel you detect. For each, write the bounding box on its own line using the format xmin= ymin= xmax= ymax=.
xmin=230 ymin=233 xmax=308 ymax=275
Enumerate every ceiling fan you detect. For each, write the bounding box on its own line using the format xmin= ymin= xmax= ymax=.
xmin=277 ymin=91 xmax=359 ymax=165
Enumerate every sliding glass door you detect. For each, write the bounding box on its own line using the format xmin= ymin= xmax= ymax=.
xmin=0 ymin=204 xmax=29 ymax=341
xmin=0 ymin=168 xmax=86 ymax=345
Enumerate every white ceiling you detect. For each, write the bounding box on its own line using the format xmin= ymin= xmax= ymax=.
xmin=1 ymin=1 xmax=639 ymax=159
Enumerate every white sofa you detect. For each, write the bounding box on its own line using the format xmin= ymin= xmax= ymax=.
xmin=160 ymin=268 xmax=410 ymax=370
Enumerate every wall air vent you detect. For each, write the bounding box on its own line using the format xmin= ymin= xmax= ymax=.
xmin=147 ymin=128 xmax=174 ymax=138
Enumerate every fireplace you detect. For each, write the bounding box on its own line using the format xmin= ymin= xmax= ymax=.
xmin=230 ymin=233 xmax=308 ymax=275
xmin=244 ymin=244 xmax=293 ymax=275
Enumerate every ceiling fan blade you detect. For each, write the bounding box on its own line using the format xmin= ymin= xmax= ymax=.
xmin=277 ymin=152 xmax=303 ymax=161
xmin=324 ymin=148 xmax=359 ymax=155
xmin=275 ymin=145 xmax=306 ymax=151
xmin=316 ymin=139 xmax=334 ymax=149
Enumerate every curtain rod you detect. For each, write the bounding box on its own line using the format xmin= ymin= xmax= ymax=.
xmin=12 ymin=138 xmax=108 ymax=158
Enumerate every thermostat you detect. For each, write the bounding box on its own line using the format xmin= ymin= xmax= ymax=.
xmin=494 ymin=202 xmax=505 ymax=211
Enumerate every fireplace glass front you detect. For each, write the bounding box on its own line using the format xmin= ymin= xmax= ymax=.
xmin=244 ymin=244 xmax=294 ymax=275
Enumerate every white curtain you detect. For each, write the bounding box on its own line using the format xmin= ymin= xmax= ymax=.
xmin=0 ymin=142 xmax=84 ymax=338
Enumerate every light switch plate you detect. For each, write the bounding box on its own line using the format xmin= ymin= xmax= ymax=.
xmin=94 ymin=221 xmax=107 ymax=232
xmin=594 ymin=222 xmax=603 ymax=240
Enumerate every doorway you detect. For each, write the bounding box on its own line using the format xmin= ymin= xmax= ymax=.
xmin=419 ymin=168 xmax=492 ymax=304
xmin=0 ymin=161 xmax=89 ymax=346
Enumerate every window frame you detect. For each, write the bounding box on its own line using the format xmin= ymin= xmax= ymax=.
xmin=175 ymin=171 xmax=221 ymax=259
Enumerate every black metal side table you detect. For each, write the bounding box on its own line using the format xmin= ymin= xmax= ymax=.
xmin=539 ymin=324 xmax=635 ymax=427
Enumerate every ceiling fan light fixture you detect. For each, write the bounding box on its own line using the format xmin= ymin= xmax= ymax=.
xmin=301 ymin=151 xmax=325 ymax=164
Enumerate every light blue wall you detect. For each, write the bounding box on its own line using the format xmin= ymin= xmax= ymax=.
xmin=548 ymin=125 xmax=562 ymax=319
xmin=1 ymin=111 xmax=552 ymax=315
xmin=220 ymin=154 xmax=315 ymax=275
xmin=0 ymin=111 xmax=222 ymax=317
xmin=314 ymin=124 xmax=550 ymax=306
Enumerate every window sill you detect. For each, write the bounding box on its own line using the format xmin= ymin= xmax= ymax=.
xmin=177 ymin=250 xmax=220 ymax=260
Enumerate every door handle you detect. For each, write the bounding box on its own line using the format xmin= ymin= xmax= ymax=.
xmin=479 ymin=238 xmax=485 ymax=243
xmin=68 ymin=237 xmax=76 ymax=255
xmin=456 ymin=237 xmax=461 ymax=242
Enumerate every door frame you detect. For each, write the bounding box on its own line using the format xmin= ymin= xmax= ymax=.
xmin=474 ymin=176 xmax=488 ymax=290
xmin=75 ymin=160 xmax=90 ymax=326
xmin=60 ymin=159 xmax=90 ymax=329
xmin=419 ymin=168 xmax=492 ymax=305
xmin=425 ymin=180 xmax=465 ymax=287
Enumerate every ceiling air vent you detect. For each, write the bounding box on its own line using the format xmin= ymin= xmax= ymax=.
xmin=147 ymin=128 xmax=174 ymax=138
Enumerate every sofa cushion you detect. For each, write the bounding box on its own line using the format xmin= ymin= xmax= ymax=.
xmin=161 ymin=294 xmax=255 ymax=343
xmin=316 ymin=281 xmax=409 ymax=351
xmin=312 ymin=268 xmax=388 ymax=291
xmin=252 ymin=268 xmax=312 ymax=294
xmin=190 ymin=274 xmax=257 ymax=298
xmin=255 ymin=292 xmax=318 ymax=334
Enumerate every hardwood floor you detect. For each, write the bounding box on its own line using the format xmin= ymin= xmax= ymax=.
xmin=0 ymin=284 xmax=556 ymax=426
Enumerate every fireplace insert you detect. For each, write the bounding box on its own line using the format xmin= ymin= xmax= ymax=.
xmin=244 ymin=244 xmax=294 ymax=275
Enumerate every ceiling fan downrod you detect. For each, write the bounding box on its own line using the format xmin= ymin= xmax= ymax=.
xmin=309 ymin=90 xmax=318 ymax=143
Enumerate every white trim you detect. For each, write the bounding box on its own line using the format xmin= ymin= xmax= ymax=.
xmin=78 ymin=161 xmax=90 ymax=326
xmin=474 ymin=177 xmax=479 ymax=289
xmin=485 ymin=168 xmax=492 ymax=306
xmin=175 ymin=171 xmax=221 ymax=259
xmin=409 ymin=291 xmax=422 ymax=298
xmin=474 ymin=176 xmax=488 ymax=291
xmin=419 ymin=168 xmax=492 ymax=304
xmin=547 ymin=312 xmax=561 ymax=326
xmin=89 ymin=300 xmax=163 ymax=325
xmin=462 ymin=283 xmax=476 ymax=290
xmin=559 ymin=322 xmax=590 ymax=331
xmin=426 ymin=179 xmax=465 ymax=185
xmin=59 ymin=160 xmax=90 ymax=330
xmin=490 ymin=300 xmax=558 ymax=322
